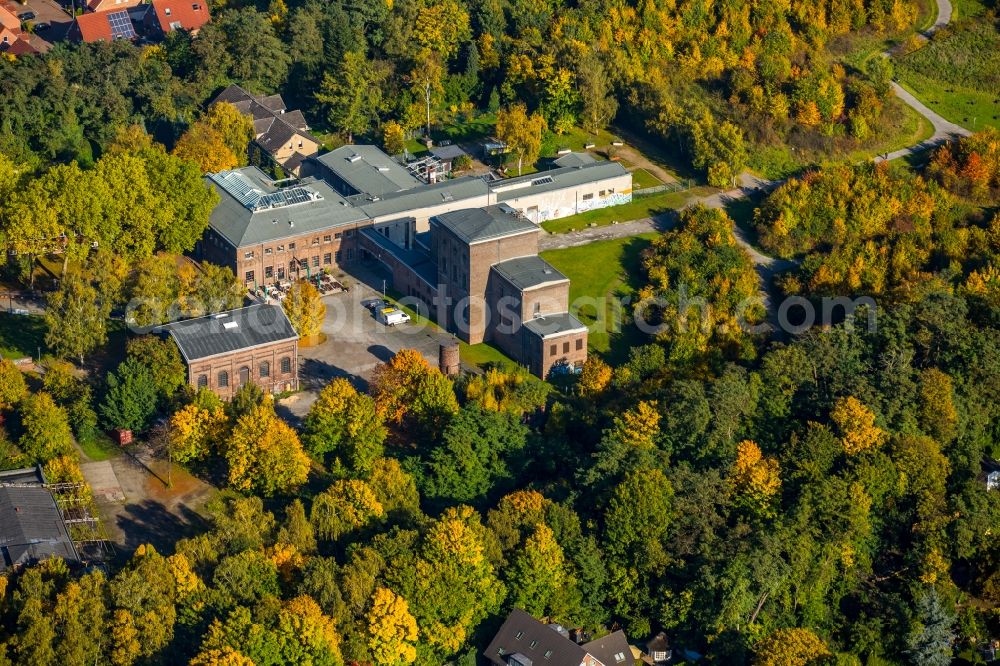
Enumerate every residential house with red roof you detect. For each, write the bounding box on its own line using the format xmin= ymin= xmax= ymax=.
xmin=146 ymin=0 xmax=210 ymax=35
xmin=87 ymin=0 xmax=142 ymax=13
xmin=70 ymin=8 xmax=137 ymax=42
xmin=0 ymin=1 xmax=38 ymax=55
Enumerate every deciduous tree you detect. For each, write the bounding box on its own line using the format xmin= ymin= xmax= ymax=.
xmin=303 ymin=378 xmax=386 ymax=473
xmin=830 ymin=396 xmax=887 ymax=455
xmin=753 ymin=627 xmax=832 ymax=666
xmin=224 ymin=400 xmax=310 ymax=495
xmin=282 ymin=279 xmax=325 ymax=339
xmin=310 ymin=479 xmax=384 ymax=542
xmin=495 ymin=103 xmax=546 ymax=175
xmin=45 ymin=272 xmax=108 ymax=363
xmin=19 ymin=392 xmax=74 ymax=463
xmin=366 ymin=587 xmax=418 ymax=666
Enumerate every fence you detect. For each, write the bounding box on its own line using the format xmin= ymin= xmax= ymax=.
xmin=632 ymin=178 xmax=696 ymax=198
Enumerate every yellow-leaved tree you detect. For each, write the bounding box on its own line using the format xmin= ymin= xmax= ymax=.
xmin=310 ymin=479 xmax=384 ymax=542
xmin=730 ymin=440 xmax=781 ymax=517
xmin=577 ymin=356 xmax=613 ymax=399
xmin=282 ymin=279 xmax=326 ymax=339
xmin=495 ymin=103 xmax=547 ymax=175
xmin=224 ymin=400 xmax=310 ymax=496
xmin=169 ymin=402 xmax=229 ymax=463
xmin=753 ymin=627 xmax=832 ymax=666
xmin=830 ymin=396 xmax=887 ymax=455
xmin=367 ymin=587 xmax=419 ymax=666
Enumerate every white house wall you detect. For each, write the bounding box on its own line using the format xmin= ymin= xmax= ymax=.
xmin=499 ymin=173 xmax=633 ymax=224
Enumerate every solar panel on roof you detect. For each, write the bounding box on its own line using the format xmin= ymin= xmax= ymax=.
xmin=107 ymin=10 xmax=136 ymax=39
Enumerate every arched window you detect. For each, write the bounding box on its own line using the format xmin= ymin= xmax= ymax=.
xmin=259 ymin=361 xmax=270 ymax=378
xmin=280 ymin=357 xmax=291 ymax=374
xmin=217 ymin=371 xmax=229 ymax=387
xmin=197 ymin=374 xmax=208 ymax=388
xmin=239 ymin=367 xmax=250 ymax=385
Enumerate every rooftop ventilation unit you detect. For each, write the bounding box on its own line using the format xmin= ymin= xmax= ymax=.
xmin=222 ymin=321 xmax=239 ymax=330
xmin=376 ymin=166 xmax=390 ymax=172
xmin=348 ymin=154 xmax=362 ymax=163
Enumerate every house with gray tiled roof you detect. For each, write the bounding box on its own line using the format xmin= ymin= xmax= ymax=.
xmin=210 ymin=84 xmax=320 ymax=176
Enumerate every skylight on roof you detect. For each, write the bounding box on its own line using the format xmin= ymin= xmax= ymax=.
xmin=531 ymin=176 xmax=554 ymax=186
xmin=222 ymin=321 xmax=238 ymax=330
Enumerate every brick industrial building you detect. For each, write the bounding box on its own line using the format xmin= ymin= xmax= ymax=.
xmin=159 ymin=304 xmax=299 ymax=399
xmin=195 ymin=145 xmax=632 ymax=377
xmin=361 ymin=205 xmax=588 ymax=378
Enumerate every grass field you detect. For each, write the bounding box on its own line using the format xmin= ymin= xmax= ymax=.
xmin=79 ymin=433 xmax=121 ymax=462
xmin=540 ymin=186 xmax=713 ymax=234
xmin=540 ymin=234 xmax=657 ymax=363
xmin=0 ymin=313 xmax=47 ymax=360
xmin=630 ymin=168 xmax=664 ymax=190
xmin=459 ymin=341 xmax=515 ymax=368
xmin=896 ymin=18 xmax=1000 ymax=131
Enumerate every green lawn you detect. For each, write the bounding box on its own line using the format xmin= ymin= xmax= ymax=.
xmin=78 ymin=432 xmax=120 ymax=462
xmin=540 ymin=126 xmax=616 ymax=157
xmin=540 ymin=234 xmax=658 ymax=364
xmin=459 ymin=341 xmax=516 ymax=368
xmin=895 ymin=18 xmax=1000 ymax=131
xmin=540 ymin=187 xmax=713 ymax=234
xmin=435 ymin=113 xmax=497 ymax=145
xmin=0 ymin=313 xmax=47 ymax=360
xmin=631 ymin=168 xmax=664 ymax=190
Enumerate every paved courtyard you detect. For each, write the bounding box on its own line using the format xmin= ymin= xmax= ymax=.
xmin=280 ymin=262 xmax=461 ymax=418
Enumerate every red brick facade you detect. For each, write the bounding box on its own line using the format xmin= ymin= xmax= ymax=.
xmin=185 ymin=338 xmax=299 ymax=400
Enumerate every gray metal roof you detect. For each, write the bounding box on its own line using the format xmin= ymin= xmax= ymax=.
xmin=491 ymin=255 xmax=567 ymax=291
xmin=522 ymin=311 xmax=587 ymax=339
xmin=314 ymin=145 xmax=422 ymax=197
xmin=429 ymin=144 xmax=467 ymax=160
xmin=491 ymin=160 xmax=629 ymax=202
xmin=354 ymin=175 xmax=489 ymax=220
xmin=359 ymin=228 xmax=439 ymax=287
xmin=0 ymin=484 xmax=79 ymax=571
xmin=162 ymin=304 xmax=298 ymax=362
xmin=432 ymin=204 xmax=538 ymax=245
xmin=206 ymin=168 xmax=368 ymax=247
xmin=553 ymin=152 xmax=597 ymax=168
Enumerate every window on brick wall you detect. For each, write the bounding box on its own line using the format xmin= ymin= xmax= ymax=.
xmin=576 ymin=338 xmax=583 ymax=351
xmin=197 ymin=374 xmax=207 ymax=388
xmin=563 ymin=341 xmax=570 ymax=354
xmin=265 ymin=266 xmax=273 ymax=279
xmin=323 ymin=253 xmax=332 ymax=265
xmin=218 ymin=371 xmax=229 ymax=387
xmin=281 ymin=357 xmax=291 ymax=374
xmin=239 ymin=367 xmax=250 ymax=385
xmin=245 ymin=271 xmax=254 ymax=282
xmin=550 ymin=344 xmax=556 ymax=356
xmin=260 ymin=361 xmax=270 ymax=378
xmin=312 ymin=256 xmax=319 ymax=267
xmin=323 ymin=235 xmax=331 ymax=242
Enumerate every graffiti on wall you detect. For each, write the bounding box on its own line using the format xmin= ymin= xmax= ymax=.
xmin=532 ymin=190 xmax=634 ymax=223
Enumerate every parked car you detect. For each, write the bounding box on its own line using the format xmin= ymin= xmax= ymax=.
xmin=376 ymin=306 xmax=411 ymax=326
xmin=362 ymin=298 xmax=388 ymax=313
xmin=34 ymin=21 xmax=49 ymax=30
xmin=18 ymin=11 xmax=35 ymax=20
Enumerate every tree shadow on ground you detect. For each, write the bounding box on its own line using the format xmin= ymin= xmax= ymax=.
xmin=115 ymin=500 xmax=209 ymax=561
xmin=300 ymin=357 xmax=366 ymax=391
